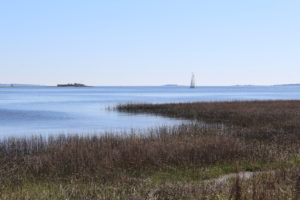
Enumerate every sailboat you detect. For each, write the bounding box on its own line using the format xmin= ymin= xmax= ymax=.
xmin=190 ymin=73 xmax=196 ymax=88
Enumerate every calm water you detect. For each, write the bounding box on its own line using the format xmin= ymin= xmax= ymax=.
xmin=0 ymin=86 xmax=300 ymax=137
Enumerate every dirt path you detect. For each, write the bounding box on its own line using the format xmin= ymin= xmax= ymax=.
xmin=205 ymin=170 xmax=275 ymax=184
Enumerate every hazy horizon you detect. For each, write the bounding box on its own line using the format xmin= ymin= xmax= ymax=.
xmin=2 ymin=82 xmax=300 ymax=87
xmin=1 ymin=1 xmax=299 ymax=86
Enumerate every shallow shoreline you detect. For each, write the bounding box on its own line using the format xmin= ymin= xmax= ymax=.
xmin=1 ymin=100 xmax=300 ymax=199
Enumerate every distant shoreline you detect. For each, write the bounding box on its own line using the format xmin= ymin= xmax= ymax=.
xmin=1 ymin=84 xmax=300 ymax=88
xmin=57 ymin=83 xmax=88 ymax=87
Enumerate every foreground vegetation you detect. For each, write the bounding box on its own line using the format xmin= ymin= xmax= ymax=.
xmin=1 ymin=100 xmax=300 ymax=199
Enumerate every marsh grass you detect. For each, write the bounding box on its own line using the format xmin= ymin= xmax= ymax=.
xmin=1 ymin=100 xmax=300 ymax=199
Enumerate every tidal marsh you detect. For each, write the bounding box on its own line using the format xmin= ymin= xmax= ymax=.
xmin=1 ymin=100 xmax=300 ymax=199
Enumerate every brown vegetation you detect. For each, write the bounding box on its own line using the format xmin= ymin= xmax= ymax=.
xmin=1 ymin=100 xmax=300 ymax=199
xmin=117 ymin=100 xmax=300 ymax=140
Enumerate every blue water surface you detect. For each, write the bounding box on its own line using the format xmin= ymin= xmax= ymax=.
xmin=0 ymin=85 xmax=299 ymax=137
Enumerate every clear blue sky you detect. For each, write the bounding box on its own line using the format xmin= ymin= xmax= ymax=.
xmin=0 ymin=0 xmax=299 ymax=86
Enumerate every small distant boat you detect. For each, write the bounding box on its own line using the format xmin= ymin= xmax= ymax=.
xmin=190 ymin=73 xmax=196 ymax=88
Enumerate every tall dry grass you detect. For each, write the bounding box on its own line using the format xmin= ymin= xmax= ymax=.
xmin=117 ymin=100 xmax=300 ymax=139
xmin=0 ymin=126 xmax=249 ymax=182
xmin=1 ymin=100 xmax=300 ymax=199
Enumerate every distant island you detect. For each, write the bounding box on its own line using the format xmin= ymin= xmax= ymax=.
xmin=274 ymin=84 xmax=300 ymax=86
xmin=57 ymin=83 xmax=88 ymax=87
xmin=162 ymin=84 xmax=179 ymax=87
xmin=0 ymin=84 xmax=44 ymax=87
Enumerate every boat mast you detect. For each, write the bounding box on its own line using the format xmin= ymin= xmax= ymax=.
xmin=190 ymin=73 xmax=196 ymax=88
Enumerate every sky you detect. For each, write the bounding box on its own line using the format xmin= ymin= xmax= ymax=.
xmin=0 ymin=0 xmax=299 ymax=86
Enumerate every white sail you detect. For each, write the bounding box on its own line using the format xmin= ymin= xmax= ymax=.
xmin=190 ymin=73 xmax=195 ymax=88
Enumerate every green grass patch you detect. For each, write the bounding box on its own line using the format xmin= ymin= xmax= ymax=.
xmin=148 ymin=157 xmax=300 ymax=183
